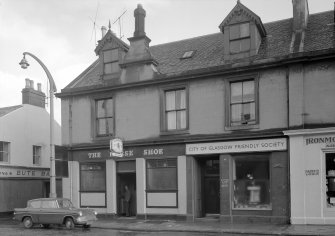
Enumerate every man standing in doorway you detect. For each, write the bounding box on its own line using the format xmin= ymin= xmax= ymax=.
xmin=124 ymin=185 xmax=131 ymax=217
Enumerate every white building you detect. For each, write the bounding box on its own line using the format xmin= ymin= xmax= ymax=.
xmin=0 ymin=79 xmax=61 ymax=213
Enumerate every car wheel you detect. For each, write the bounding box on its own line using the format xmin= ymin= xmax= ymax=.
xmin=42 ymin=224 xmax=50 ymax=228
xmin=23 ymin=217 xmax=33 ymax=229
xmin=65 ymin=217 xmax=75 ymax=229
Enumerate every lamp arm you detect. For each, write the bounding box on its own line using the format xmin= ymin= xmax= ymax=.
xmin=23 ymin=52 xmax=57 ymax=92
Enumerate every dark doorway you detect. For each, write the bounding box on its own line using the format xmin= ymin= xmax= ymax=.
xmin=117 ymin=172 xmax=136 ymax=216
xmin=201 ymin=157 xmax=220 ymax=215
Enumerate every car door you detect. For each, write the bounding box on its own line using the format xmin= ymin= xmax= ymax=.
xmin=39 ymin=200 xmax=60 ymax=224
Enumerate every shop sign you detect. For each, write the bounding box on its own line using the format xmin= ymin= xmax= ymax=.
xmin=110 ymin=138 xmax=124 ymax=158
xmin=305 ymin=136 xmax=335 ymax=146
xmin=305 ymin=169 xmax=319 ymax=176
xmin=0 ymin=166 xmax=50 ymax=178
xmin=73 ymin=144 xmax=185 ymax=161
xmin=186 ymin=138 xmax=287 ymax=155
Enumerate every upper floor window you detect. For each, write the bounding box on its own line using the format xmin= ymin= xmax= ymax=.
xmin=96 ymin=98 xmax=114 ymax=137
xmin=0 ymin=141 xmax=10 ymax=163
xmin=229 ymin=79 xmax=256 ymax=127
xmin=33 ymin=145 xmax=41 ymax=166
xmin=229 ymin=22 xmax=250 ymax=54
xmin=103 ymin=49 xmax=119 ymax=74
xmin=162 ymin=88 xmax=188 ymax=132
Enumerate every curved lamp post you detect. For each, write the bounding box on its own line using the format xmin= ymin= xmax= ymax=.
xmin=19 ymin=52 xmax=57 ymax=198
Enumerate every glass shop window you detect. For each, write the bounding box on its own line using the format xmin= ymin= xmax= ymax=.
xmin=233 ymin=155 xmax=271 ymax=210
xmin=146 ymin=159 xmax=177 ymax=191
xmin=325 ymin=153 xmax=335 ymax=208
xmin=80 ymin=163 xmax=106 ymax=192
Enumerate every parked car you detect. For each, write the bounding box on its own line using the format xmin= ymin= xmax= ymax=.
xmin=13 ymin=198 xmax=97 ymax=229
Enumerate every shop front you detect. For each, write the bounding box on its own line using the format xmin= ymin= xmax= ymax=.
xmin=285 ymin=127 xmax=335 ymax=224
xmin=185 ymin=137 xmax=289 ymax=223
xmin=0 ymin=165 xmax=62 ymax=213
xmin=64 ymin=143 xmax=186 ymax=219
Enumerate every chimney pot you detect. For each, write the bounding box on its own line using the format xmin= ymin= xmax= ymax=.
xmin=30 ymin=80 xmax=34 ymax=90
xmin=37 ymin=83 xmax=42 ymax=92
xmin=25 ymin=78 xmax=30 ymax=88
xmin=101 ymin=26 xmax=107 ymax=38
xmin=134 ymin=4 xmax=146 ymax=37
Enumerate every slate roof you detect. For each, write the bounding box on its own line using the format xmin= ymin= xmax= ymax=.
xmin=64 ymin=10 xmax=335 ymax=91
xmin=0 ymin=105 xmax=22 ymax=118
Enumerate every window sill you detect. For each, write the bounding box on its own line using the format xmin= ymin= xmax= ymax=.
xmin=225 ymin=124 xmax=259 ymax=131
xmin=160 ymin=129 xmax=189 ymax=136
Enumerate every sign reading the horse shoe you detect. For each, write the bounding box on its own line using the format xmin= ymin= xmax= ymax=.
xmin=110 ymin=138 xmax=124 ymax=157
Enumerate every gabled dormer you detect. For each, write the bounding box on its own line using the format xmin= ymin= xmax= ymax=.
xmin=219 ymin=0 xmax=266 ymax=60
xmin=94 ymin=24 xmax=129 ymax=81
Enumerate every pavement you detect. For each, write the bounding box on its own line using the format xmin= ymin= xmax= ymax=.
xmin=92 ymin=216 xmax=335 ymax=236
xmin=2 ymin=214 xmax=335 ymax=235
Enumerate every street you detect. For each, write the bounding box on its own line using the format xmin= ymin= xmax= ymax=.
xmin=0 ymin=222 xmax=220 ymax=236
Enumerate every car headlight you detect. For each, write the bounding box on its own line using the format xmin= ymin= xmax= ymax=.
xmin=79 ymin=211 xmax=83 ymax=217
xmin=94 ymin=211 xmax=98 ymax=215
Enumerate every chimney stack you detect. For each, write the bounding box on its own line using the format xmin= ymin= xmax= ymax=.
xmin=101 ymin=26 xmax=107 ymax=38
xmin=134 ymin=4 xmax=146 ymax=37
xmin=22 ymin=79 xmax=46 ymax=108
xmin=292 ymin=0 xmax=309 ymax=31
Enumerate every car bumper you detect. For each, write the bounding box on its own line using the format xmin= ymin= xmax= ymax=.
xmin=75 ymin=215 xmax=97 ymax=225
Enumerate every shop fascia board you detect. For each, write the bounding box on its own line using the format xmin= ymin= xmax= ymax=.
xmin=284 ymin=127 xmax=335 ymax=137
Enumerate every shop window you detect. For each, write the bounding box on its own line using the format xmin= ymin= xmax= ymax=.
xmin=233 ymin=155 xmax=271 ymax=210
xmin=0 ymin=141 xmax=10 ymax=163
xmin=228 ymin=79 xmax=257 ymax=127
xmin=80 ymin=163 xmax=106 ymax=192
xmin=325 ymin=153 xmax=335 ymax=208
xmin=95 ymin=98 xmax=114 ymax=137
xmin=161 ymin=87 xmax=188 ymax=133
xmin=103 ymin=49 xmax=120 ymax=75
xmin=146 ymin=159 xmax=177 ymax=191
xmin=229 ymin=22 xmax=250 ymax=54
xmin=33 ymin=145 xmax=41 ymax=166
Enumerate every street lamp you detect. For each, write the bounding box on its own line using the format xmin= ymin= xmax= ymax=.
xmin=19 ymin=52 xmax=57 ymax=198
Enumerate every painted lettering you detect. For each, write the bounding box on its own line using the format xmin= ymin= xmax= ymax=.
xmin=306 ymin=136 xmax=335 ymax=145
xmin=305 ymin=169 xmax=319 ymax=176
xmin=88 ymin=152 xmax=101 ymax=159
xmin=143 ymin=149 xmax=163 ymax=156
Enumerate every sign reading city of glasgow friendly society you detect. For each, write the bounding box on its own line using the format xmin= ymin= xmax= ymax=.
xmin=110 ymin=138 xmax=124 ymax=157
xmin=186 ymin=138 xmax=287 ymax=155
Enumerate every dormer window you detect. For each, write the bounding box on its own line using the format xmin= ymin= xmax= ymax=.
xmin=229 ymin=22 xmax=250 ymax=54
xmin=103 ymin=49 xmax=120 ymax=74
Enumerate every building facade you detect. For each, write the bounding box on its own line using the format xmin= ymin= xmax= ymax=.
xmin=58 ymin=0 xmax=335 ymax=224
xmin=0 ymin=79 xmax=62 ymax=213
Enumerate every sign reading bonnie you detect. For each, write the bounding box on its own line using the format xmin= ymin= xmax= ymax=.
xmin=186 ymin=138 xmax=287 ymax=155
xmin=110 ymin=138 xmax=124 ymax=157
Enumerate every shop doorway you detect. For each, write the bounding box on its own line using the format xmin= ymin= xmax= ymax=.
xmin=200 ymin=157 xmax=220 ymax=216
xmin=117 ymin=173 xmax=136 ymax=216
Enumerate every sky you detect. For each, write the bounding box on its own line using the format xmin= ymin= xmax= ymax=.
xmin=0 ymin=0 xmax=334 ymax=124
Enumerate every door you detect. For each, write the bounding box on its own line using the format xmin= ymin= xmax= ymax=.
xmin=117 ymin=173 xmax=136 ymax=216
xmin=202 ymin=157 xmax=220 ymax=215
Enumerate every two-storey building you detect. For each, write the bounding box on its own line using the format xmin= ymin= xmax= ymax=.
xmin=0 ymin=79 xmax=62 ymax=214
xmin=57 ymin=0 xmax=335 ymax=224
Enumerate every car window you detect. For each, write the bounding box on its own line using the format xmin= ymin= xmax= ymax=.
xmin=41 ymin=200 xmax=58 ymax=208
xmin=28 ymin=201 xmax=41 ymax=208
xmin=58 ymin=199 xmax=73 ymax=208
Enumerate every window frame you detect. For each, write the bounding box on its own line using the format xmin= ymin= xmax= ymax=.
xmin=0 ymin=141 xmax=10 ymax=164
xmin=225 ymin=74 xmax=259 ymax=130
xmin=229 ymin=22 xmax=251 ymax=54
xmin=91 ymin=95 xmax=115 ymax=140
xmin=160 ymin=85 xmax=189 ymax=135
xmin=103 ymin=48 xmax=120 ymax=75
xmin=145 ymin=157 xmax=178 ymax=208
xmin=232 ymin=153 xmax=272 ymax=211
xmin=33 ymin=145 xmax=42 ymax=166
xmin=79 ymin=162 xmax=106 ymax=193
